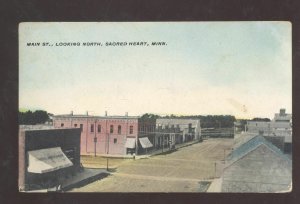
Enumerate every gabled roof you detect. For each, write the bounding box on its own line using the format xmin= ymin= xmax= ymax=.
xmin=222 ymin=135 xmax=292 ymax=193
xmin=227 ymin=135 xmax=291 ymax=164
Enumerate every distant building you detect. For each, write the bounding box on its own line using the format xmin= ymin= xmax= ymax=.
xmin=246 ymin=109 xmax=292 ymax=153
xmin=155 ymin=118 xmax=201 ymax=149
xmin=52 ymin=112 xmax=156 ymax=156
xmin=19 ymin=126 xmax=81 ymax=191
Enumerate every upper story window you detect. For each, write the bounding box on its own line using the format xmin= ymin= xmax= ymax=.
xmin=80 ymin=124 xmax=83 ymax=132
xmin=91 ymin=124 xmax=94 ymax=132
xmin=114 ymin=138 xmax=117 ymax=144
xmin=118 ymin=125 xmax=122 ymax=134
xmin=110 ymin=125 xmax=114 ymax=133
xmin=98 ymin=125 xmax=101 ymax=133
xmin=61 ymin=123 xmax=64 ymax=127
xmin=129 ymin=125 xmax=133 ymax=134
xmin=74 ymin=124 xmax=77 ymax=127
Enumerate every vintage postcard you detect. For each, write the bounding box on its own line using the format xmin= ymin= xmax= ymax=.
xmin=19 ymin=22 xmax=292 ymax=192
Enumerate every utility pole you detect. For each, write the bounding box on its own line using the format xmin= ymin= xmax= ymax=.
xmin=106 ymin=133 xmax=110 ymax=171
xmin=94 ymin=120 xmax=97 ymax=157
xmin=214 ymin=162 xmax=217 ymax=178
xmin=162 ymin=134 xmax=164 ymax=153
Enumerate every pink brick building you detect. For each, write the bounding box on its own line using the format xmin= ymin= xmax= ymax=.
xmin=53 ymin=112 xmax=156 ymax=156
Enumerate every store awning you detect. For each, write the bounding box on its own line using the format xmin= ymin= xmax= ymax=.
xmin=125 ymin=138 xmax=136 ymax=148
xmin=27 ymin=147 xmax=73 ymax=174
xmin=139 ymin=137 xmax=153 ymax=148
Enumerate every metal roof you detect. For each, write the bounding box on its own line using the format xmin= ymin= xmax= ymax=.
xmin=227 ymin=135 xmax=291 ymax=164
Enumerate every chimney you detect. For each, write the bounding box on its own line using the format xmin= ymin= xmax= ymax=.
xmin=70 ymin=111 xmax=73 ymax=116
xmin=86 ymin=111 xmax=88 ymax=116
xmin=280 ymin=108 xmax=286 ymax=116
xmin=105 ymin=111 xmax=107 ymax=116
xmin=125 ymin=112 xmax=128 ymax=117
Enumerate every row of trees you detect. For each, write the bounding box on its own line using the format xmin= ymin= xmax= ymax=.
xmin=140 ymin=113 xmax=271 ymax=129
xmin=19 ymin=110 xmax=52 ymax=125
xmin=141 ymin=113 xmax=236 ymax=128
xmin=19 ymin=110 xmax=270 ymax=128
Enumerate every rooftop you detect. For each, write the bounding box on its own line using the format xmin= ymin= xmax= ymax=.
xmin=222 ymin=135 xmax=292 ymax=192
xmin=53 ymin=114 xmax=140 ymax=119
xmin=227 ymin=135 xmax=290 ymax=163
xmin=19 ymin=125 xmax=79 ymax=131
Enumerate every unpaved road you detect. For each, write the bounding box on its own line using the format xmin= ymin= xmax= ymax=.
xmin=70 ymin=138 xmax=233 ymax=192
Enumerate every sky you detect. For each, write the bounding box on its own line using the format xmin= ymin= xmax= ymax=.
xmin=19 ymin=22 xmax=292 ymax=119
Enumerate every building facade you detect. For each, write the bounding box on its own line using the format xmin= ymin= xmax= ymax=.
xmin=53 ymin=112 xmax=156 ymax=156
xmin=155 ymin=118 xmax=201 ymax=149
xmin=19 ymin=127 xmax=81 ymax=191
xmin=246 ymin=109 xmax=292 ymax=152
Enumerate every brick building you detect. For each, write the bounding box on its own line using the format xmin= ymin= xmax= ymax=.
xmin=52 ymin=112 xmax=156 ymax=156
xmin=19 ymin=126 xmax=81 ymax=191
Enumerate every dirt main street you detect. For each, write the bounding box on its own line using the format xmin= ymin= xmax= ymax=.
xmin=70 ymin=138 xmax=234 ymax=192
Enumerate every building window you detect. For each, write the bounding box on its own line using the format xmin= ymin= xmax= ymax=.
xmin=114 ymin=138 xmax=117 ymax=144
xmin=74 ymin=124 xmax=77 ymax=127
xmin=91 ymin=124 xmax=94 ymax=132
xmin=118 ymin=125 xmax=121 ymax=134
xmin=98 ymin=125 xmax=101 ymax=133
xmin=130 ymin=125 xmax=133 ymax=134
xmin=80 ymin=124 xmax=83 ymax=132
xmin=61 ymin=123 xmax=64 ymax=127
xmin=110 ymin=125 xmax=114 ymax=133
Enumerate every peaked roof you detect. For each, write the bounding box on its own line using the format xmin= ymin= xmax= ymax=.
xmin=227 ymin=135 xmax=291 ymax=164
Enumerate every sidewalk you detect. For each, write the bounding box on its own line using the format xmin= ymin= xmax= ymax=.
xmin=24 ymin=168 xmax=109 ymax=192
xmin=206 ymin=178 xmax=222 ymax=192
xmin=84 ymin=140 xmax=201 ymax=160
xmin=62 ymin=168 xmax=109 ymax=191
xmin=144 ymin=140 xmax=201 ymax=158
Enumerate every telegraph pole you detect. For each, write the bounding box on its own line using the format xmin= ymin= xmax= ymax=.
xmin=107 ymin=133 xmax=110 ymax=171
xmin=94 ymin=120 xmax=97 ymax=157
xmin=214 ymin=162 xmax=217 ymax=178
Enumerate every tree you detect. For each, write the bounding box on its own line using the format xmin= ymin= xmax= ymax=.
xmin=251 ymin=118 xmax=271 ymax=122
xmin=19 ymin=110 xmax=50 ymax=125
xmin=140 ymin=113 xmax=160 ymax=121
